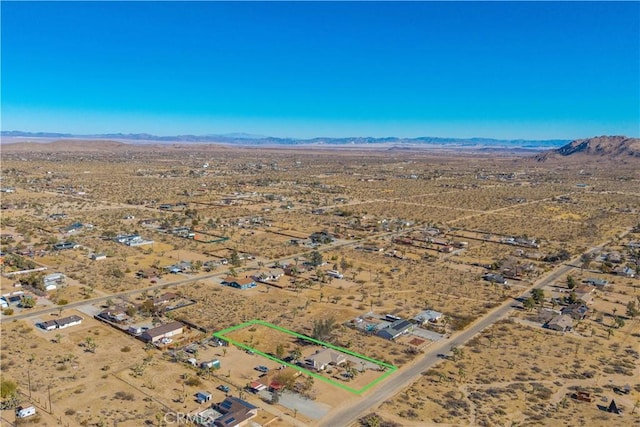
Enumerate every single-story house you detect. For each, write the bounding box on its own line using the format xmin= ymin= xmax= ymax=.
xmin=140 ymin=321 xmax=184 ymax=343
xmin=165 ymin=261 xmax=192 ymax=274
xmin=62 ymin=222 xmax=84 ymax=233
xmin=605 ymin=252 xmax=622 ymax=264
xmin=304 ymin=348 xmax=347 ymax=371
xmin=613 ymin=266 xmax=635 ymax=278
xmin=98 ymin=309 xmax=129 ymax=323
xmin=252 ymin=268 xmax=284 ymax=283
xmin=136 ymin=269 xmax=158 ymax=279
xmin=115 ymin=234 xmax=154 ymax=247
xmin=561 ymin=304 xmax=589 ymax=320
xmin=412 ymin=309 xmax=443 ymax=325
xmin=215 ymin=396 xmax=259 ymax=427
xmin=4 ymin=292 xmax=24 ymax=305
xmin=220 ymin=277 xmax=256 ymax=290
xmin=577 ymin=292 xmax=594 ymax=305
xmin=38 ymin=315 xmax=83 ymax=331
xmin=483 ymin=273 xmax=507 ymax=285
xmin=152 ymin=292 xmax=178 ymax=306
xmin=309 ymin=230 xmax=334 ymax=244
xmin=545 ymin=314 xmax=574 ymax=332
xmin=57 ymin=315 xmax=83 ymax=329
xmin=584 ymin=278 xmax=609 ymax=287
xmin=44 ymin=273 xmax=65 ymax=290
xmin=377 ymin=319 xmax=414 ymax=340
xmin=39 ymin=319 xmax=59 ymax=331
xmin=53 ymin=241 xmax=75 ymax=250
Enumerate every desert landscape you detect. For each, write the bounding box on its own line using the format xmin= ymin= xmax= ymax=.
xmin=0 ymin=137 xmax=639 ymax=427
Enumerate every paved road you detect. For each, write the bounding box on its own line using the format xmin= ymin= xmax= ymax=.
xmin=316 ymin=242 xmax=614 ymax=427
xmin=1 ymin=272 xmax=226 ymax=322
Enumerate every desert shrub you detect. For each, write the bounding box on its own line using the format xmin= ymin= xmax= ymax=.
xmin=121 ymin=346 xmax=131 ymax=352
xmin=114 ymin=391 xmax=135 ymax=401
xmin=398 ymin=408 xmax=419 ymax=419
xmin=185 ymin=376 xmax=201 ymax=387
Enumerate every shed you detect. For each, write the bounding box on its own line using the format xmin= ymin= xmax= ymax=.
xmin=200 ymin=359 xmax=220 ymax=369
xmin=195 ymin=391 xmax=212 ymax=404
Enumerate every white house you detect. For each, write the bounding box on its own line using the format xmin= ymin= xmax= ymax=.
xmin=43 ymin=273 xmax=65 ymax=291
xmin=37 ymin=315 xmax=82 ymax=331
xmin=56 ymin=315 xmax=83 ymax=329
xmin=413 ymin=309 xmax=443 ymax=325
xmin=304 ymin=349 xmax=346 ymax=371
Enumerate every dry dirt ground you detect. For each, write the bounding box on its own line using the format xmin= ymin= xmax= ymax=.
xmin=1 ymin=146 xmax=639 ymax=426
xmin=374 ymin=318 xmax=639 ymax=427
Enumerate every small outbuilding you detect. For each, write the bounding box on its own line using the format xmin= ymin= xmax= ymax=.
xmin=195 ymin=391 xmax=212 ymax=404
xmin=200 ymin=359 xmax=221 ymax=370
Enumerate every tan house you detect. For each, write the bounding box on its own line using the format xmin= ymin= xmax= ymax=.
xmin=140 ymin=321 xmax=184 ymax=343
xmin=304 ymin=348 xmax=347 ymax=371
xmin=546 ymin=314 xmax=573 ymax=332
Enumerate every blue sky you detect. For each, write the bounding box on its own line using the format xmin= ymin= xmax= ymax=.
xmin=2 ymin=1 xmax=639 ymax=139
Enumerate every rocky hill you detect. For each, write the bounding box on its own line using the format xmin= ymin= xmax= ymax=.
xmin=534 ymin=136 xmax=640 ymax=161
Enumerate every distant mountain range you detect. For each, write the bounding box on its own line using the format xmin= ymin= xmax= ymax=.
xmin=0 ymin=130 xmax=569 ymax=150
xmin=534 ymin=135 xmax=640 ymax=161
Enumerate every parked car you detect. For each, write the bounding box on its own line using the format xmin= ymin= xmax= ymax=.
xmin=216 ymin=385 xmax=230 ymax=393
xmin=255 ymin=365 xmax=269 ymax=373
